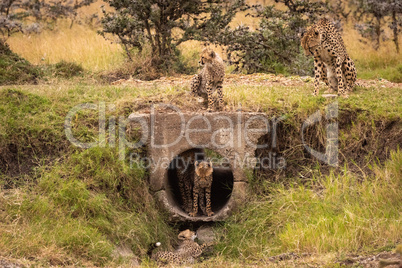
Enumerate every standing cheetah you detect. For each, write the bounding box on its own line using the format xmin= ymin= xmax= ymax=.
xmin=175 ymin=150 xmax=197 ymax=213
xmin=301 ymin=18 xmax=357 ymax=97
xmin=189 ymin=160 xmax=214 ymax=217
xmin=190 ymin=48 xmax=225 ymax=112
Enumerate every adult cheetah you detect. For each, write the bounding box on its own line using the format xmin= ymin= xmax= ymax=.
xmin=301 ymin=18 xmax=357 ymax=97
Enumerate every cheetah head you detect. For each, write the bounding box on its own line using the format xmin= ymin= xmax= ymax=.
xmin=195 ymin=160 xmax=213 ymax=177
xmin=199 ymin=48 xmax=216 ymax=66
xmin=300 ymin=26 xmax=323 ymax=56
xmin=178 ymin=229 xmax=197 ymax=241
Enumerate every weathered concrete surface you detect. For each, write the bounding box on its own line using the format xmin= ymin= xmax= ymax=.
xmin=128 ymin=111 xmax=269 ymax=222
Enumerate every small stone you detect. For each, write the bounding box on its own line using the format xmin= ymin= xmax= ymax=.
xmin=196 ymin=226 xmax=216 ymax=244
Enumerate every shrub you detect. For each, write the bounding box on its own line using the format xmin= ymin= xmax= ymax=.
xmin=48 ymin=60 xmax=84 ymax=78
xmin=99 ymin=0 xmax=246 ymax=74
xmin=0 ymin=42 xmax=42 ymax=85
xmin=212 ymin=1 xmax=328 ymax=75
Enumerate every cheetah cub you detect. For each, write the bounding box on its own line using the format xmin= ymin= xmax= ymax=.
xmin=190 ymin=48 xmax=225 ymax=112
xmin=189 ymin=160 xmax=214 ymax=217
xmin=148 ymin=229 xmax=212 ymax=265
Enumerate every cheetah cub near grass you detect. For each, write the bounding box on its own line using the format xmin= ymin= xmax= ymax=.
xmin=189 ymin=160 xmax=214 ymax=217
xmin=301 ymin=18 xmax=357 ymax=97
xmin=148 ymin=229 xmax=212 ymax=265
xmin=190 ymin=48 xmax=225 ymax=112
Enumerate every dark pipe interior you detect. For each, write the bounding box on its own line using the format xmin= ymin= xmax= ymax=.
xmin=166 ymin=149 xmax=234 ymax=217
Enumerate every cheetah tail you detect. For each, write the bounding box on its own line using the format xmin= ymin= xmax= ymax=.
xmin=147 ymin=241 xmax=161 ymax=257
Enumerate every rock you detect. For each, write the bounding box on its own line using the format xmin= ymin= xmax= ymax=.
xmin=196 ymin=226 xmax=216 ymax=244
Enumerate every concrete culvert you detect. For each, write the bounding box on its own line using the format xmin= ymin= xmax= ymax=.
xmin=166 ymin=148 xmax=234 ymax=219
xmin=129 ymin=112 xmax=268 ymax=222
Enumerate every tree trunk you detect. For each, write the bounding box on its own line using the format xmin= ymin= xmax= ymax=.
xmin=392 ymin=10 xmax=400 ymax=53
xmin=374 ymin=16 xmax=381 ymax=50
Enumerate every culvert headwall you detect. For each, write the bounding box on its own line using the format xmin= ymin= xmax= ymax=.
xmin=127 ymin=111 xmax=270 ymax=222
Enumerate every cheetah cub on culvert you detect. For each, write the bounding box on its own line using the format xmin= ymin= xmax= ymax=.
xmin=190 ymin=48 xmax=225 ymax=112
xmin=189 ymin=160 xmax=214 ymax=217
xmin=148 ymin=229 xmax=212 ymax=265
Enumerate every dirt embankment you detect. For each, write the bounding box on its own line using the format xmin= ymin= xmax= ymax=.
xmin=255 ymin=111 xmax=401 ymax=181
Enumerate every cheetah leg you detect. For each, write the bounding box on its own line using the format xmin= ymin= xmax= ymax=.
xmin=313 ymin=58 xmax=324 ymax=96
xmin=177 ymin=172 xmax=188 ymax=212
xmin=206 ymin=81 xmax=214 ymax=112
xmin=200 ymin=242 xmax=215 ymax=251
xmin=199 ymin=188 xmax=207 ymax=215
xmin=342 ymin=58 xmax=356 ymax=92
xmin=183 ymin=174 xmax=193 ymax=213
xmin=335 ymin=57 xmax=348 ymax=97
xmin=325 ymin=63 xmax=338 ymax=94
xmin=321 ymin=64 xmax=329 ymax=87
xmin=190 ymin=74 xmax=201 ymax=96
xmin=205 ymin=187 xmax=214 ymax=217
xmin=189 ymin=185 xmax=199 ymax=217
xmin=216 ymin=81 xmax=224 ymax=111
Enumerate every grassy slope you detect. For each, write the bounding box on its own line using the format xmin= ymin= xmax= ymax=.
xmin=211 ymin=150 xmax=401 ymax=262
xmin=0 ymin=76 xmax=401 ymax=266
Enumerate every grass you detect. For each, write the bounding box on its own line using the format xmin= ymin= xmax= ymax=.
xmin=0 ymin=75 xmax=400 ymax=266
xmin=214 ymin=149 xmax=401 ymax=261
xmin=7 ymin=22 xmax=124 ymax=72
xmin=0 ymin=43 xmax=42 ymax=85
xmin=0 ymin=147 xmax=175 ymax=266
xmin=342 ymin=25 xmax=402 ymax=83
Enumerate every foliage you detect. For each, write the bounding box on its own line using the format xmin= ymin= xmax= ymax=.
xmin=211 ymin=1 xmax=328 ymax=75
xmin=47 ymin=60 xmax=84 ymax=78
xmin=351 ymin=0 xmax=402 ymax=52
xmin=99 ymin=0 xmax=246 ymax=71
xmin=0 ymin=0 xmax=95 ymax=44
xmin=0 ymin=42 xmax=42 ymax=85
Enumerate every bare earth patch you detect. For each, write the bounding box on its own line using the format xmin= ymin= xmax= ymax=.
xmin=110 ymin=73 xmax=402 ymax=89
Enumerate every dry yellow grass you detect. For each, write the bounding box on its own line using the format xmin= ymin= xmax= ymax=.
xmin=343 ymin=24 xmax=402 ymax=65
xmin=5 ymin=0 xmax=401 ymax=76
xmin=7 ymin=22 xmax=124 ymax=71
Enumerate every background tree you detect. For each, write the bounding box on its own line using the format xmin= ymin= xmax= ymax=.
xmin=211 ymin=0 xmax=329 ymax=75
xmin=351 ymin=0 xmax=402 ymax=52
xmin=99 ymin=0 xmax=246 ymax=69
xmin=0 ymin=0 xmax=95 ymax=47
xmin=389 ymin=1 xmax=402 ymax=53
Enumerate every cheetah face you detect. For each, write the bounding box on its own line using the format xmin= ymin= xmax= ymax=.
xmin=301 ymin=28 xmax=322 ymax=56
xmin=199 ymin=48 xmax=216 ymax=66
xmin=178 ymin=229 xmax=197 ymax=241
xmin=195 ymin=161 xmax=213 ymax=177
